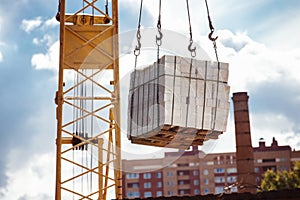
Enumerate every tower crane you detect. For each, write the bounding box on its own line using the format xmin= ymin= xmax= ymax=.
xmin=54 ymin=0 xmax=225 ymax=199
xmin=55 ymin=0 xmax=121 ymax=199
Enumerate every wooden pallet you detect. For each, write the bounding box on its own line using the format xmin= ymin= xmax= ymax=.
xmin=129 ymin=125 xmax=222 ymax=149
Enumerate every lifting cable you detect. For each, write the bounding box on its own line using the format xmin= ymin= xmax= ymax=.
xmin=129 ymin=0 xmax=143 ymax=138
xmin=105 ymin=0 xmax=109 ymax=15
xmin=186 ymin=0 xmax=196 ymax=58
xmin=155 ymin=0 xmax=162 ymax=129
xmin=204 ymin=0 xmax=220 ymax=131
xmin=55 ymin=0 xmax=61 ymax=21
xmin=185 ymin=0 xmax=196 ymax=127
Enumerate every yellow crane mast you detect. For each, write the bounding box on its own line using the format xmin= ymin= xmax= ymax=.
xmin=54 ymin=0 xmax=121 ymax=199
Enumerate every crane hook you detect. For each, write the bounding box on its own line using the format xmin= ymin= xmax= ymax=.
xmin=188 ymin=40 xmax=196 ymax=57
xmin=208 ymin=29 xmax=218 ymax=42
xmin=134 ymin=30 xmax=141 ymax=56
xmin=156 ymin=29 xmax=163 ymax=46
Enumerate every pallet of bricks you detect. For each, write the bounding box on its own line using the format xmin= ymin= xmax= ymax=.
xmin=128 ymin=55 xmax=230 ymax=148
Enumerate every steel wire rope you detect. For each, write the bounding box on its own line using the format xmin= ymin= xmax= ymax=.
xmin=155 ymin=0 xmax=162 ymax=132
xmin=89 ymin=69 xmax=94 ymax=195
xmin=185 ymin=0 xmax=196 ymax=130
xmin=204 ymin=0 xmax=220 ymax=131
xmin=80 ymin=70 xmax=84 ymax=194
xmin=130 ymin=0 xmax=143 ymax=138
xmin=186 ymin=0 xmax=196 ymax=58
xmin=72 ymin=71 xmax=77 ymax=200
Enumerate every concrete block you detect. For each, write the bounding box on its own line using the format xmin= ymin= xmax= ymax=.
xmin=144 ymin=67 xmax=150 ymax=83
xmin=128 ymin=55 xmax=230 ymax=140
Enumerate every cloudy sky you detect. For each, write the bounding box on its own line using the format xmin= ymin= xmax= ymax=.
xmin=0 ymin=0 xmax=300 ymax=199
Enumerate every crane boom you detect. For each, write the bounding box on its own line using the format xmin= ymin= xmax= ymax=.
xmin=55 ymin=0 xmax=121 ymax=199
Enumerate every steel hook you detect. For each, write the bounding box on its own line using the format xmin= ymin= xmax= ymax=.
xmin=188 ymin=40 xmax=196 ymax=57
xmin=156 ymin=29 xmax=163 ymax=46
xmin=134 ymin=31 xmax=141 ymax=56
xmin=208 ymin=29 xmax=218 ymax=42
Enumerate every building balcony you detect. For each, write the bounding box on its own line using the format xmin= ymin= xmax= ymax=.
xmin=178 ymin=184 xmax=191 ymax=190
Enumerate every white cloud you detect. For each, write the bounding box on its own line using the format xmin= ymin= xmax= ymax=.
xmin=43 ymin=17 xmax=59 ymax=29
xmin=32 ymin=34 xmax=56 ymax=46
xmin=250 ymin=112 xmax=299 ymax=148
xmin=1 ymin=151 xmax=55 ymax=200
xmin=209 ymin=29 xmax=300 ymax=94
xmin=0 ymin=51 xmax=3 ymax=62
xmin=20 ymin=17 xmax=42 ymax=33
xmin=31 ymin=40 xmax=59 ymax=71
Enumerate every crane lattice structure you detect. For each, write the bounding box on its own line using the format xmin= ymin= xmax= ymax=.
xmin=54 ymin=0 xmax=121 ymax=199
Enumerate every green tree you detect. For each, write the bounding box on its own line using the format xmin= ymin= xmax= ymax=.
xmin=261 ymin=161 xmax=300 ymax=191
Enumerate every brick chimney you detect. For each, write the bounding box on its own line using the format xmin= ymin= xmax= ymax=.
xmin=232 ymin=92 xmax=256 ymax=193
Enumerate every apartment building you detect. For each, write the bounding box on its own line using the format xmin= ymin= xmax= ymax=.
xmin=122 ymin=138 xmax=300 ymax=199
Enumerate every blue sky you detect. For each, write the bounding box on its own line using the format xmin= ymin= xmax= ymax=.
xmin=0 ymin=0 xmax=300 ymax=199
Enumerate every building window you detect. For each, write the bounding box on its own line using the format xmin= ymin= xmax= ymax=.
xmin=127 ymin=192 xmax=140 ymax=198
xmin=193 ymin=170 xmax=199 ymax=176
xmin=279 ymin=166 xmax=288 ymax=171
xmin=226 ymin=167 xmax=237 ymax=174
xmin=194 ymin=180 xmax=199 ymax=186
xmin=204 ymin=188 xmax=209 ymax=194
xmin=215 ymin=186 xmax=224 ymax=194
xmin=254 ymin=167 xmax=260 ymax=173
xmin=144 ymin=192 xmax=152 ymax=198
xmin=143 ymin=173 xmax=151 ymax=179
xmin=126 ymin=173 xmax=139 ymax=179
xmin=204 ymin=161 xmax=214 ymax=165
xmin=127 ymin=183 xmax=139 ymax=188
xmin=178 ymin=163 xmax=189 ymax=167
xmin=156 ymin=191 xmax=162 ymax=197
xmin=177 ymin=170 xmax=189 ymax=176
xmin=194 ymin=189 xmax=200 ymax=195
xmin=227 ymin=176 xmax=237 ymax=183
xmin=204 ymin=178 xmax=209 ymax=185
xmin=263 ymin=166 xmax=276 ymax=172
xmin=179 ymin=189 xmax=190 ymax=195
xmin=157 ymin=181 xmax=162 ymax=188
xmin=144 ymin=182 xmax=151 ymax=188
xmin=156 ymin=172 xmax=162 ymax=178
xmin=203 ymin=169 xmax=209 ymax=175
xmin=167 ymin=191 xmax=174 ymax=196
xmin=178 ymin=180 xmax=190 ymax=185
xmin=263 ymin=158 xmax=276 ymax=163
xmin=214 ymin=168 xmax=225 ymax=174
xmin=189 ymin=162 xmax=199 ymax=166
xmin=167 ymin=181 xmax=174 ymax=186
xmin=214 ymin=176 xmax=225 ymax=183
xmin=166 ymin=171 xmax=174 ymax=177
xmin=277 ymin=158 xmax=287 ymax=162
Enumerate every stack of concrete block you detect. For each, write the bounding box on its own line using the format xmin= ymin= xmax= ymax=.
xmin=128 ymin=55 xmax=230 ymax=142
